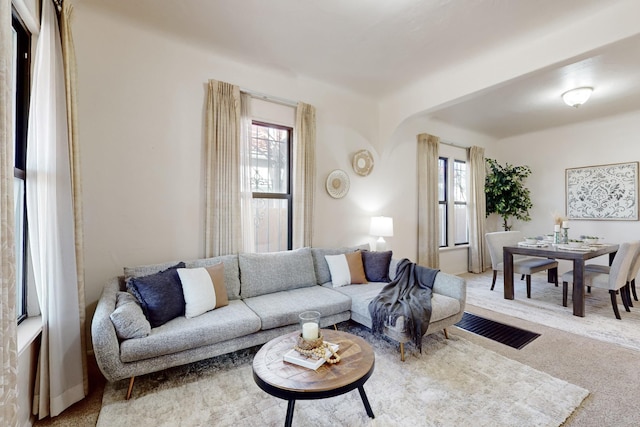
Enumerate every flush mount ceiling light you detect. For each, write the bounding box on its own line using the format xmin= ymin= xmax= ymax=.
xmin=561 ymin=87 xmax=593 ymax=108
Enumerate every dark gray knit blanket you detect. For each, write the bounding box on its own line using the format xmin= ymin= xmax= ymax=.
xmin=368 ymin=258 xmax=439 ymax=352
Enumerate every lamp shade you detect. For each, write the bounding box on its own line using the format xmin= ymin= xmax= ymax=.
xmin=370 ymin=216 xmax=393 ymax=237
xmin=561 ymin=87 xmax=593 ymax=108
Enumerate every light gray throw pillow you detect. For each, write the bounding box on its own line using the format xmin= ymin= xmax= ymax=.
xmin=110 ymin=292 xmax=151 ymax=340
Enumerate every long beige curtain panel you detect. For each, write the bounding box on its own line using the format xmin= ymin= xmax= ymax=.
xmin=0 ymin=0 xmax=19 ymax=423
xmin=205 ymin=80 xmax=242 ymax=257
xmin=468 ymin=145 xmax=487 ymax=273
xmin=60 ymin=0 xmax=88 ymax=395
xmin=293 ymin=102 xmax=316 ymax=249
xmin=417 ymin=133 xmax=440 ymax=268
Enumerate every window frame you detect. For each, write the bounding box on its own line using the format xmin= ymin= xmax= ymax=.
xmin=453 ymin=159 xmax=469 ymax=246
xmin=438 ymin=155 xmax=469 ymax=249
xmin=12 ymin=9 xmax=31 ymax=324
xmin=250 ymin=120 xmax=293 ymax=251
xmin=438 ymin=157 xmax=448 ymax=248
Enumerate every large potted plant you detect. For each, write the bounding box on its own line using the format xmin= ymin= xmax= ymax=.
xmin=485 ymin=158 xmax=533 ymax=231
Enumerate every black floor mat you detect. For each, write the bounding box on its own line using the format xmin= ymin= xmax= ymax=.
xmin=455 ymin=311 xmax=540 ymax=349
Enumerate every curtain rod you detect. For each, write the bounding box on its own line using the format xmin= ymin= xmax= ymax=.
xmin=240 ymin=88 xmax=298 ymax=108
xmin=440 ymin=140 xmax=470 ymax=150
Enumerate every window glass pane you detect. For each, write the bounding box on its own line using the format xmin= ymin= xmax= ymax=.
xmin=252 ymin=198 xmax=288 ymax=253
xmin=14 ymin=177 xmax=25 ymax=317
xmin=250 ymin=124 xmax=289 ymax=194
xmin=454 ymin=160 xmax=466 ymax=202
xmin=454 ymin=204 xmax=468 ymax=244
xmin=439 ymin=203 xmax=447 ymax=247
xmin=438 ymin=158 xmax=446 ymax=201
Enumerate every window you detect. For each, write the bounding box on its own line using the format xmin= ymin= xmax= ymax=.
xmin=249 ymin=121 xmax=292 ymax=252
xmin=12 ymin=10 xmax=31 ymax=323
xmin=438 ymin=156 xmax=468 ymax=248
xmin=453 ymin=160 xmax=468 ymax=245
xmin=438 ymin=158 xmax=447 ymax=247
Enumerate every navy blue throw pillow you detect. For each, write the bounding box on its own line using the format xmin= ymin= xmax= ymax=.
xmin=127 ymin=262 xmax=186 ymax=328
xmin=362 ymin=251 xmax=392 ymax=282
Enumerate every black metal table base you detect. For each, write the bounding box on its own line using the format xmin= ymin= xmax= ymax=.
xmin=283 ymin=386 xmax=375 ymax=427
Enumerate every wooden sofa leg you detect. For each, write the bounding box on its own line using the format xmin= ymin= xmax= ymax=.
xmin=333 ymin=324 xmax=338 ymax=331
xmin=443 ymin=328 xmax=449 ymax=339
xmin=400 ymin=342 xmax=405 ymax=362
xmin=126 ymin=377 xmax=135 ymax=400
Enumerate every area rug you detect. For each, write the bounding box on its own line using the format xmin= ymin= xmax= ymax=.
xmin=97 ymin=323 xmax=587 ymax=427
xmin=463 ymin=270 xmax=640 ymax=352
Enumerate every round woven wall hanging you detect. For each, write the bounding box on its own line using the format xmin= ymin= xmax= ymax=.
xmin=326 ymin=169 xmax=350 ymax=199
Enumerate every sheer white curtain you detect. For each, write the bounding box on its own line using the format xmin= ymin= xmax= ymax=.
xmin=26 ymin=0 xmax=85 ymax=417
xmin=293 ymin=102 xmax=316 ymax=248
xmin=417 ymin=133 xmax=440 ymax=268
xmin=239 ymin=92 xmax=255 ymax=252
xmin=1 ymin=0 xmax=18 ymax=423
xmin=468 ymin=146 xmax=487 ymax=273
xmin=205 ymin=80 xmax=242 ymax=256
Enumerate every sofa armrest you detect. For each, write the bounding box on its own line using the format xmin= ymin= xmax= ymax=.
xmin=432 ymin=272 xmax=466 ymax=307
xmin=91 ymin=276 xmax=126 ymax=382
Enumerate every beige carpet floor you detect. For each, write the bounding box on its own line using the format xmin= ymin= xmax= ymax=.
xmin=96 ymin=322 xmax=587 ymax=427
xmin=35 ymin=271 xmax=640 ymax=426
xmin=463 ymin=270 xmax=640 ymax=350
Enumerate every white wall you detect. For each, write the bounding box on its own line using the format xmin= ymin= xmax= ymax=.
xmin=72 ymin=5 xmax=395 ymax=318
xmin=492 ymin=110 xmax=640 ymax=272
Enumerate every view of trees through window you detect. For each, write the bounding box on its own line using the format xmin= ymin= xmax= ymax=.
xmin=250 ymin=122 xmax=292 ymax=252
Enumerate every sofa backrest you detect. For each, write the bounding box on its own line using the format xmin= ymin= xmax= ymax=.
xmin=123 ymin=254 xmax=242 ymax=300
xmin=185 ymin=255 xmax=241 ymax=300
xmin=239 ymin=247 xmax=317 ymax=298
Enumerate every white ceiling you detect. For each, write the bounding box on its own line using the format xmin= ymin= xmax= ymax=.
xmin=81 ymin=0 xmax=640 ymax=139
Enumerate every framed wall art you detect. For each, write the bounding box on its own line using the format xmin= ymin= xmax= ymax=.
xmin=565 ymin=161 xmax=638 ymax=220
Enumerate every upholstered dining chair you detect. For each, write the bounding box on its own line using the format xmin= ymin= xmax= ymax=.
xmin=562 ymin=241 xmax=640 ymax=319
xmin=584 ymin=242 xmax=640 ymax=307
xmin=485 ymin=231 xmax=559 ymax=298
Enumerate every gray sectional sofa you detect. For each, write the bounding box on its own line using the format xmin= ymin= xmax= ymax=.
xmin=91 ymin=246 xmax=466 ymax=399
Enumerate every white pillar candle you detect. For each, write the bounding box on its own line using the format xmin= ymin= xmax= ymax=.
xmin=554 ymin=224 xmax=560 ymax=232
xmin=302 ymin=322 xmax=319 ymax=340
xmin=562 ymin=221 xmax=569 ymax=228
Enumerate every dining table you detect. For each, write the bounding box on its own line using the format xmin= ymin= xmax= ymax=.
xmin=503 ymin=242 xmax=619 ymax=317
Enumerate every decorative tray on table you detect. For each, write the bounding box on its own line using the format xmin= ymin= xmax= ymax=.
xmin=517 ymin=241 xmax=549 ymax=248
xmin=283 ymin=342 xmax=339 ymax=370
xmin=557 ymin=245 xmax=597 ymax=252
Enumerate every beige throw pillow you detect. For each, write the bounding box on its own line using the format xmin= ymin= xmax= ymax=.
xmin=178 ymin=264 xmax=229 ymax=318
xmin=324 ymin=251 xmax=368 ymax=287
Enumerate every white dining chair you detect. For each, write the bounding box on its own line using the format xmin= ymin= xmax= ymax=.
xmin=584 ymin=242 xmax=640 ymax=307
xmin=485 ymin=231 xmax=559 ymax=298
xmin=562 ymin=241 xmax=640 ymax=319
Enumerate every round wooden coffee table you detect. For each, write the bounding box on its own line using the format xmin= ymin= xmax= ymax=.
xmin=252 ymin=329 xmax=375 ymax=426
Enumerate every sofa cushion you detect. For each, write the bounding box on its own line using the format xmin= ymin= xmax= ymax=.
xmin=126 ymin=262 xmax=186 ymax=328
xmin=311 ymin=244 xmax=369 ymax=285
xmin=119 ymin=300 xmax=261 ymax=363
xmin=239 ymin=247 xmax=317 ymax=298
xmin=110 ymin=292 xmax=151 ymax=340
xmin=178 ymin=264 xmax=228 ymax=318
xmin=324 ymin=251 xmax=367 ymax=287
xmin=243 ymin=286 xmax=352 ymax=330
xmin=186 ymin=254 xmax=241 ymax=300
xmin=362 ymin=250 xmax=392 ymax=282
xmin=333 ymin=282 xmax=461 ymax=329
